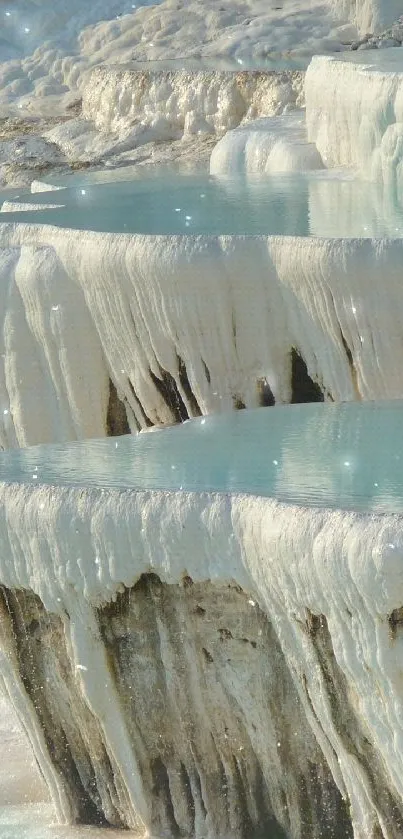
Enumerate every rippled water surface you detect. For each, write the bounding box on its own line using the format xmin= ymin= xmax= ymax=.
xmin=1 ymin=401 xmax=403 ymax=513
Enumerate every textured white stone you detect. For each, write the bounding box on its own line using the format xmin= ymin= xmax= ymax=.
xmin=0 ymin=0 xmax=346 ymax=116
xmin=328 ymin=0 xmax=402 ymax=35
xmin=0 ymin=200 xmax=65 ymax=211
xmin=30 ymin=180 xmax=65 ymax=193
xmin=210 ymin=112 xmax=323 ymax=175
xmin=306 ymin=50 xmax=403 ymax=189
xmin=82 ymin=66 xmax=305 ymax=143
xmin=0 ymin=224 xmax=403 ymax=446
xmin=0 ymin=477 xmax=403 ymax=836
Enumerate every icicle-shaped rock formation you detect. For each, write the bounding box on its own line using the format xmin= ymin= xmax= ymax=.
xmin=1 ymin=223 xmax=403 ymax=447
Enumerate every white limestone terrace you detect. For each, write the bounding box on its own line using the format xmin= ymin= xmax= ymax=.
xmin=0 ymin=63 xmax=308 ymax=188
xmin=210 ymin=111 xmax=324 ymax=174
xmin=1 ymin=402 xmax=403 ymax=838
xmin=21 ymin=63 xmax=304 ymax=178
xmin=3 ymin=44 xmax=403 ymax=449
xmin=0 ymin=0 xmax=370 ymax=119
xmin=212 ymin=46 xmax=403 ymax=187
xmin=79 ymin=63 xmax=305 ymax=150
xmin=0 ymin=1 xmax=403 ymax=189
xmin=306 ymin=47 xmax=403 ymax=189
xmin=2 ymin=182 xmax=403 ymax=449
xmin=2 ymin=11 xmax=403 ymax=838
xmin=1 ymin=2 xmax=403 ymax=190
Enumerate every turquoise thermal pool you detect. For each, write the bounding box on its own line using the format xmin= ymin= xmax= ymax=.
xmin=1 ymin=401 xmax=403 ymax=514
xmin=3 ymin=171 xmax=403 ymax=237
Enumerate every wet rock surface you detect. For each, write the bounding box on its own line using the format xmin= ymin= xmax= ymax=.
xmin=0 ymin=578 xmax=351 ymax=837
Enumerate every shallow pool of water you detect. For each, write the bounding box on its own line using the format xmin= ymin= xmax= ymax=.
xmin=1 ymin=401 xmax=403 ymax=513
xmin=30 ymin=161 xmax=206 ymax=191
xmin=124 ymin=55 xmax=309 ymax=71
xmin=2 ymin=171 xmax=403 ymax=237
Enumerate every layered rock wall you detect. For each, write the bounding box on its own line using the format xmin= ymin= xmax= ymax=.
xmin=1 ymin=481 xmax=403 ymax=837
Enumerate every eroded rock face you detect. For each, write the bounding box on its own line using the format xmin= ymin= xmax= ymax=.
xmin=0 ymin=577 xmax=351 ymax=839
xmin=1 ymin=482 xmax=403 ymax=838
xmin=0 ymin=588 xmax=133 ymax=828
xmin=304 ymin=612 xmax=403 ymax=838
xmin=82 ymin=67 xmax=305 ymax=142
